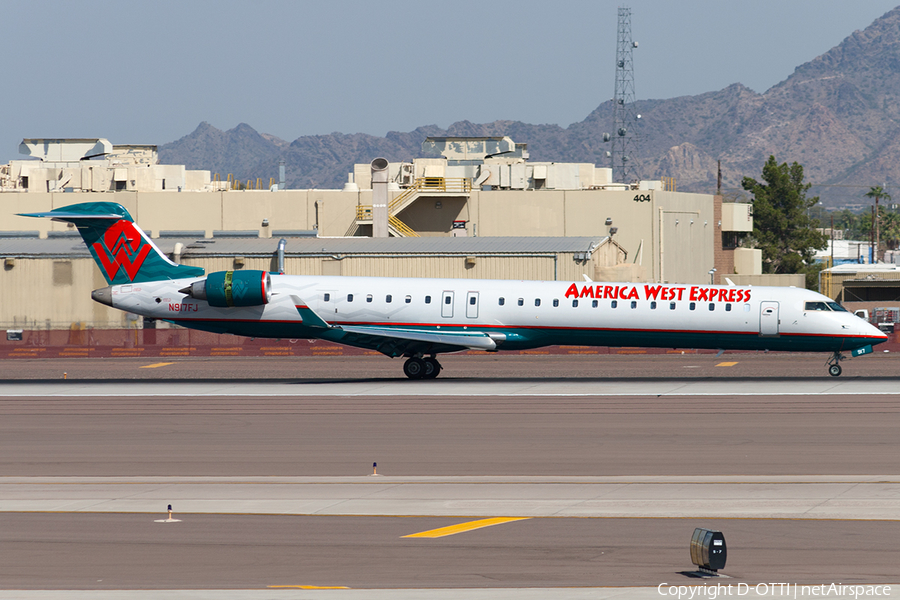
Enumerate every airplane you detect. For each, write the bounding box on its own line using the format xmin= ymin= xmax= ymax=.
xmin=22 ymin=201 xmax=888 ymax=378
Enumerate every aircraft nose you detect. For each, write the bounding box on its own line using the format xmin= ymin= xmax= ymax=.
xmin=867 ymin=322 xmax=889 ymax=340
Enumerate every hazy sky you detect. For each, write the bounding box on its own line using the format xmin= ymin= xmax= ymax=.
xmin=2 ymin=0 xmax=898 ymax=162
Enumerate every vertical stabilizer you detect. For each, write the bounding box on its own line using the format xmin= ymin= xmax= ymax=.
xmin=19 ymin=202 xmax=205 ymax=284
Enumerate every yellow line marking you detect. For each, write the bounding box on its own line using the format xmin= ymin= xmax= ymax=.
xmin=268 ymin=586 xmax=350 ymax=589
xmin=715 ymin=361 xmax=739 ymax=367
xmin=139 ymin=362 xmax=174 ymax=369
xmin=402 ymin=517 xmax=530 ymax=538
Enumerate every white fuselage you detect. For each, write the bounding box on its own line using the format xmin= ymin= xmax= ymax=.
xmin=104 ymin=275 xmax=886 ymax=355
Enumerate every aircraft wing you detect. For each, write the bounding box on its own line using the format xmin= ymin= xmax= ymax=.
xmin=291 ymin=295 xmax=496 ymax=354
xmin=338 ymin=325 xmax=497 ymax=351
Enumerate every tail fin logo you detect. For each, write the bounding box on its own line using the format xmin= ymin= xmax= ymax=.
xmin=92 ymin=220 xmax=152 ymax=281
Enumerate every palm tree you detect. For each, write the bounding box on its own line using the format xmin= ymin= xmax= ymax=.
xmin=865 ymin=186 xmax=892 ymax=261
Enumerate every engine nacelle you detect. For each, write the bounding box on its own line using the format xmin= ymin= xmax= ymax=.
xmin=180 ymin=270 xmax=271 ymax=307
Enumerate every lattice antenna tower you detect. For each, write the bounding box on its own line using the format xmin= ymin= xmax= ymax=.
xmin=610 ymin=6 xmax=642 ymax=183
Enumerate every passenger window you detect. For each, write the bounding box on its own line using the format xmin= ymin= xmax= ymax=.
xmin=592 ymin=300 xmax=598 ymax=308
xmin=631 ymin=301 xmax=637 ymax=309
xmin=405 ymin=295 xmax=411 ymax=304
xmin=425 ymin=295 xmax=431 ymax=304
xmin=690 ymin=302 xmax=696 ymax=311
xmin=670 ymin=302 xmax=676 ymax=310
xmin=651 ymin=301 xmax=657 ymax=309
xmin=709 ymin=303 xmax=715 ymax=311
xmin=535 ymin=299 xmax=541 ymax=307
xmin=499 ymin=297 xmax=505 ymax=306
xmin=323 ymin=293 xmax=330 ymax=301
xmin=743 ymin=304 xmax=751 ymax=312
xmin=347 ymin=294 xmax=354 ymax=302
xmin=726 ymin=304 xmax=732 ymax=312
xmin=611 ymin=300 xmax=618 ymax=308
xmin=553 ymin=299 xmax=560 ymax=307
xmin=367 ymin=294 xmax=373 ymax=303
xmin=469 ymin=296 xmax=476 ymax=305
xmin=518 ymin=298 xmax=524 ymax=306
xmin=445 ymin=296 xmax=451 ymax=305
xmin=386 ymin=295 xmax=392 ymax=303
xmin=572 ymin=299 xmax=578 ymax=307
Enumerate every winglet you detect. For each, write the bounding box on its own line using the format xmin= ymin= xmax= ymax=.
xmin=291 ymin=296 xmax=331 ymax=329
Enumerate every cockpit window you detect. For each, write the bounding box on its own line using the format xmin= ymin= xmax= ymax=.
xmin=804 ymin=301 xmax=830 ymax=311
xmin=827 ymin=302 xmax=848 ymax=312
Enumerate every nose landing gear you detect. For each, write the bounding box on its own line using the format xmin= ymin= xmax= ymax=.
xmin=826 ymin=351 xmax=845 ymax=377
xmin=403 ymin=355 xmax=442 ymax=379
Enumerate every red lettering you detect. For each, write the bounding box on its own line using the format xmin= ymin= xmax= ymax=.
xmin=644 ymin=285 xmax=662 ymax=300
xmin=676 ymin=288 xmax=685 ymax=301
xmin=744 ymin=289 xmax=752 ymax=302
xmin=627 ymin=287 xmax=639 ymax=300
xmin=697 ymin=288 xmax=709 ymax=301
xmin=565 ymin=283 xmax=579 ymax=299
xmin=595 ymin=285 xmax=602 ymax=298
xmin=709 ymin=289 xmax=719 ymax=302
xmin=603 ymin=286 xmax=613 ymax=299
xmin=689 ymin=287 xmax=699 ymax=301
xmin=727 ymin=289 xmax=736 ymax=303
xmin=580 ymin=285 xmax=595 ymax=298
xmin=168 ymin=304 xmax=176 ymax=311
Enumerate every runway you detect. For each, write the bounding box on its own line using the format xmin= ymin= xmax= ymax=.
xmin=1 ymin=355 xmax=899 ymax=597
xmin=3 ymin=475 xmax=900 ymax=519
xmin=5 ymin=377 xmax=900 ymax=396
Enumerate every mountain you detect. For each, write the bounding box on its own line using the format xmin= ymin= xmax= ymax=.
xmin=160 ymin=7 xmax=900 ymax=207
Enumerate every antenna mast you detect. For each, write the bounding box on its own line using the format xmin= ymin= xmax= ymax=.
xmin=611 ymin=6 xmax=641 ymax=184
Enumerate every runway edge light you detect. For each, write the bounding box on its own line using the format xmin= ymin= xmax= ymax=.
xmin=154 ymin=503 xmax=182 ymax=523
xmin=690 ymin=527 xmax=726 ymax=575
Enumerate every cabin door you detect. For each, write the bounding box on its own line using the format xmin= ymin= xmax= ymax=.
xmin=318 ymin=290 xmax=338 ymax=315
xmin=466 ymin=291 xmax=479 ymax=318
xmin=759 ymin=301 xmax=780 ymax=336
xmin=441 ymin=291 xmax=455 ymax=318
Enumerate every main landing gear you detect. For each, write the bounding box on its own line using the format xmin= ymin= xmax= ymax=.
xmin=826 ymin=351 xmax=845 ymax=377
xmin=403 ymin=355 xmax=442 ymax=380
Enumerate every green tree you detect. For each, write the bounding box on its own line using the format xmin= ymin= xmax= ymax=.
xmin=741 ymin=156 xmax=827 ymax=289
xmin=880 ymin=210 xmax=900 ymax=250
xmin=865 ymin=186 xmax=892 ymax=258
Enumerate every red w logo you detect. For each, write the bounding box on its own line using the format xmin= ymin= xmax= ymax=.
xmin=92 ymin=220 xmax=152 ymax=281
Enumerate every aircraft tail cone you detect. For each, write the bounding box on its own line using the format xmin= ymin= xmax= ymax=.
xmin=91 ymin=286 xmax=113 ymax=307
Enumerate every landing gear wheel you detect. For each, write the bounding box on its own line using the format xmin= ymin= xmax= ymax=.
xmin=403 ymin=357 xmax=426 ymax=380
xmin=826 ymin=351 xmax=845 ymax=377
xmin=423 ymin=357 xmax=442 ymax=379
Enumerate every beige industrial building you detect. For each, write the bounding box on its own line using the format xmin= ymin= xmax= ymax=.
xmin=0 ymin=137 xmax=759 ymax=330
xmin=0 ymin=235 xmax=625 ymax=330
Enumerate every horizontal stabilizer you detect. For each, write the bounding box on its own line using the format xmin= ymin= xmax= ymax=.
xmin=19 ymin=210 xmax=123 ymax=221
